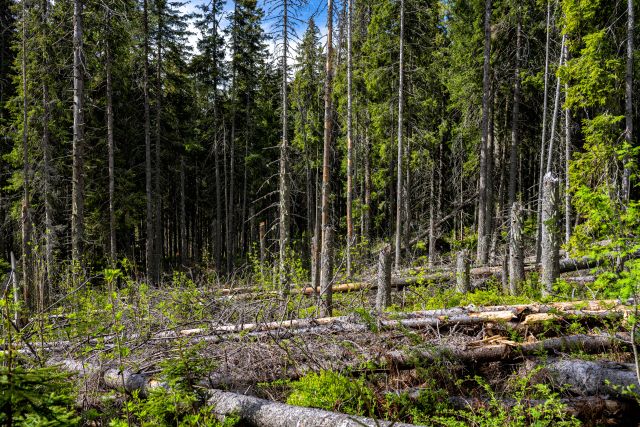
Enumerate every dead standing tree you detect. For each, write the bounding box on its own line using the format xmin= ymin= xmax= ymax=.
xmin=541 ymin=172 xmax=560 ymax=297
xmin=319 ymin=0 xmax=335 ymax=317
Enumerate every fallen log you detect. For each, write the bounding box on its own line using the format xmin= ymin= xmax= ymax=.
xmin=387 ymin=334 xmax=630 ymax=368
xmin=207 ymin=389 xmax=421 ymax=427
xmin=51 ymin=359 xmax=163 ymax=397
xmin=54 ymin=358 xmax=422 ymax=426
xmin=446 ymin=395 xmax=636 ymax=423
xmin=13 ymin=299 xmax=632 ymax=354
xmin=545 ymin=358 xmax=640 ymax=396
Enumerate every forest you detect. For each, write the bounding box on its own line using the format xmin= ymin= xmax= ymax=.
xmin=1 ymin=0 xmax=640 ymax=425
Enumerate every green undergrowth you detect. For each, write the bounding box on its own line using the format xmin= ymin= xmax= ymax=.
xmin=278 ymin=367 xmax=582 ymax=426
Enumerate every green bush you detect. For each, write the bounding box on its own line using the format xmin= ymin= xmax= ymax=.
xmin=286 ymin=370 xmax=376 ymax=417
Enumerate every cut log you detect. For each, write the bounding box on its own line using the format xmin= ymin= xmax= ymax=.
xmin=207 ymin=389 xmax=421 ymax=427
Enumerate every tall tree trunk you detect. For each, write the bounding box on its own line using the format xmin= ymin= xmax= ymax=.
xmin=508 ymin=10 xmax=521 ymax=210
xmin=42 ymin=0 xmax=53 ymax=305
xmin=428 ymin=159 xmax=436 ymax=269
xmin=394 ymin=0 xmax=405 ymax=270
xmin=536 ymin=0 xmax=552 ymax=264
xmin=279 ymin=0 xmax=290 ymax=293
xmin=154 ymin=1 xmax=163 ymax=282
xmin=106 ymin=12 xmax=116 ymax=263
xmin=622 ymin=0 xmax=634 ymax=203
xmin=320 ymin=0 xmax=334 ymax=317
xmin=564 ymin=44 xmax=572 ymax=245
xmin=211 ymin=2 xmax=222 ymax=272
xmin=345 ymin=0 xmax=354 ymax=278
xmin=72 ymin=0 xmax=85 ymax=266
xmin=228 ymin=110 xmax=235 ymax=273
xmin=546 ymin=35 xmax=565 ymax=174
xmin=143 ymin=0 xmax=154 ymax=282
xmin=180 ymin=156 xmax=186 ymax=265
xmin=476 ymin=0 xmax=492 ymax=265
xmin=363 ymin=126 xmax=371 ymax=243
xmin=21 ymin=0 xmax=33 ymax=311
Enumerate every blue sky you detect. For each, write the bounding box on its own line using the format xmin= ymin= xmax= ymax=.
xmin=180 ymin=0 xmax=330 ymax=56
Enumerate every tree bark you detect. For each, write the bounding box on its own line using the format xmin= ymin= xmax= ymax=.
xmin=207 ymin=389 xmax=418 ymax=427
xmin=541 ymin=172 xmax=560 ymax=297
xmin=508 ymin=10 xmax=521 ymax=209
xmin=388 ymin=334 xmax=628 ymax=368
xmin=345 ymin=0 xmax=354 ymax=278
xmin=536 ymin=1 xmax=552 ymax=264
xmin=154 ymin=1 xmax=163 ymax=281
xmin=622 ymin=0 xmax=634 ymax=203
xmin=42 ymin=0 xmax=54 ymax=304
xmin=106 ymin=13 xmax=116 ymax=263
xmin=20 ymin=0 xmax=33 ymax=311
xmin=279 ymin=0 xmax=290 ymax=294
xmin=546 ymin=35 xmax=565 ymax=174
xmin=508 ymin=201 xmax=524 ymax=295
xmin=376 ymin=244 xmax=392 ymax=311
xmin=476 ymin=0 xmax=492 ymax=265
xmin=143 ymin=0 xmax=154 ymax=282
xmin=394 ymin=0 xmax=405 ymax=270
xmin=456 ymin=249 xmax=470 ymax=294
xmin=319 ymin=0 xmax=334 ymax=317
xmin=320 ymin=226 xmax=333 ymax=317
xmin=72 ymin=0 xmax=85 ymax=266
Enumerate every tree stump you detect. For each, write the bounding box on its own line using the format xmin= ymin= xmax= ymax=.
xmin=456 ymin=249 xmax=470 ymax=293
xmin=541 ymin=172 xmax=560 ymax=296
xmin=319 ymin=226 xmax=333 ymax=317
xmin=376 ymin=244 xmax=392 ymax=311
xmin=509 ymin=201 xmax=525 ymax=295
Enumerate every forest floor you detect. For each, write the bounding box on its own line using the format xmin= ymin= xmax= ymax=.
xmin=5 ymin=260 xmax=640 ymax=426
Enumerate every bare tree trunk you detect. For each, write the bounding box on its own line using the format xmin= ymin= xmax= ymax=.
xmin=376 ymin=244 xmax=392 ymax=311
xmin=428 ymin=160 xmax=436 ymax=269
xmin=154 ymin=4 xmax=163 ymax=281
xmin=279 ymin=0 xmax=290 ymax=294
xmin=564 ymin=51 xmax=571 ymax=246
xmin=622 ymin=0 xmax=634 ymax=203
xmin=546 ymin=35 xmax=565 ymax=174
xmin=72 ymin=0 xmax=85 ymax=266
xmin=106 ymin=14 xmax=116 ymax=263
xmin=259 ymin=221 xmax=266 ymax=280
xmin=228 ymin=108 xmax=235 ymax=274
xmin=180 ymin=156 xmax=186 ymax=265
xmin=508 ymin=201 xmax=524 ymax=295
xmin=20 ymin=0 xmax=33 ymax=310
xmin=456 ymin=250 xmax=470 ymax=294
xmin=541 ymin=172 xmax=560 ymax=297
xmin=143 ymin=0 xmax=154 ymax=283
xmin=320 ymin=0 xmax=335 ymax=317
xmin=394 ymin=0 xmax=405 ymax=270
xmin=363 ymin=126 xmax=371 ymax=243
xmin=42 ymin=0 xmax=54 ymax=303
xmin=320 ymin=227 xmax=333 ymax=317
xmin=536 ymin=0 xmax=552 ymax=264
xmin=508 ymin=10 xmax=521 ymax=209
xmin=211 ymin=4 xmax=222 ymax=272
xmin=214 ymin=135 xmax=222 ymax=271
xmin=476 ymin=0 xmax=492 ymax=265
xmin=345 ymin=0 xmax=354 ymax=278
